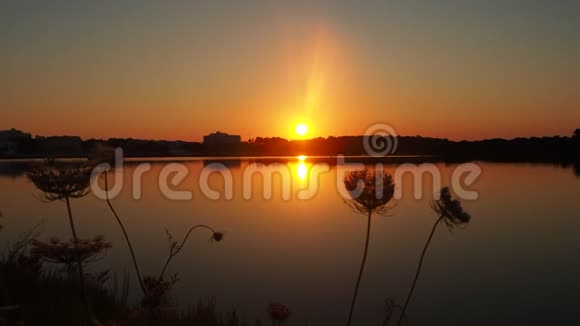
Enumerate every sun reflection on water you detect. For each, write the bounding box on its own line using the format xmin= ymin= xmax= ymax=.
xmin=297 ymin=162 xmax=308 ymax=180
xmin=295 ymin=155 xmax=309 ymax=181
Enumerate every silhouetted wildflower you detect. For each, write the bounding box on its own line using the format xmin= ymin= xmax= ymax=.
xmin=344 ymin=169 xmax=395 ymax=215
xmin=26 ymin=159 xmax=97 ymax=321
xmin=27 ymin=160 xmax=93 ymax=202
xmin=432 ymin=187 xmax=471 ymax=229
xmin=267 ymin=303 xmax=290 ymax=325
xmin=31 ymin=236 xmax=111 ymax=266
xmin=344 ymin=169 xmax=396 ymax=326
xmin=397 ymin=187 xmax=472 ymax=326
xmin=159 ymin=225 xmax=224 ymax=280
xmin=211 ymin=232 xmax=224 ymax=242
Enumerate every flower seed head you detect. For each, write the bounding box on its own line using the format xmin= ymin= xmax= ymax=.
xmin=343 ymin=169 xmax=395 ymax=215
xmin=433 ymin=187 xmax=471 ymax=228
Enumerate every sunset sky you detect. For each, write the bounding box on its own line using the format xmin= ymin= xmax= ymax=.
xmin=1 ymin=1 xmax=579 ymax=141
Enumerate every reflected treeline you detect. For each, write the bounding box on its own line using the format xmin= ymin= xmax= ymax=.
xmin=0 ymin=161 xmax=31 ymax=177
xmin=2 ymin=158 xmax=580 ymax=177
xmin=203 ymin=159 xmax=241 ymax=168
xmin=0 ymin=160 xmax=98 ymax=177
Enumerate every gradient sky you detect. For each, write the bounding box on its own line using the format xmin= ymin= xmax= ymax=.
xmin=1 ymin=1 xmax=579 ymax=141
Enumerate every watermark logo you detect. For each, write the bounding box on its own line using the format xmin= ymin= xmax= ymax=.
xmin=363 ymin=123 xmax=398 ymax=156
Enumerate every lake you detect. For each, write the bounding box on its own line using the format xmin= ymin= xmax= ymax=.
xmin=0 ymin=157 xmax=579 ymax=325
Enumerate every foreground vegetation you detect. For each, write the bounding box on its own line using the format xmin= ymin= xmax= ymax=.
xmin=0 ymin=224 xmax=258 ymax=325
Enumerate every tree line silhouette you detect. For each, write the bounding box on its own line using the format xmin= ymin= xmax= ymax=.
xmin=1 ymin=129 xmax=579 ymax=164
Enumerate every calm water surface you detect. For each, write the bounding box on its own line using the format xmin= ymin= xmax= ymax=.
xmin=0 ymin=158 xmax=579 ymax=325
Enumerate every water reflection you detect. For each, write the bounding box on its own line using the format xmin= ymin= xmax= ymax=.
xmin=296 ymin=155 xmax=308 ymax=181
xmin=1 ymin=160 xmax=580 ymax=325
xmin=297 ymin=163 xmax=307 ymax=179
xmin=1 ymin=158 xmax=580 ymax=178
xmin=203 ymin=159 xmax=241 ymax=168
xmin=0 ymin=162 xmax=29 ymax=177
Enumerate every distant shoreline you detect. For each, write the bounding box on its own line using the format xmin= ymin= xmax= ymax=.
xmin=2 ymin=128 xmax=579 ymax=164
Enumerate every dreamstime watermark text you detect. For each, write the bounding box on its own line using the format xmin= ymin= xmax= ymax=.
xmin=90 ymin=123 xmax=482 ymax=202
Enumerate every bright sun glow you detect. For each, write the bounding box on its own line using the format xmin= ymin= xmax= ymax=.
xmin=295 ymin=123 xmax=308 ymax=136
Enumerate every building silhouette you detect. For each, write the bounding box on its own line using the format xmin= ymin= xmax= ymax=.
xmin=0 ymin=129 xmax=32 ymax=155
xmin=203 ymin=131 xmax=241 ymax=146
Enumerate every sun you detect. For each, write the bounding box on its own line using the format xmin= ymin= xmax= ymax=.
xmin=295 ymin=123 xmax=308 ymax=136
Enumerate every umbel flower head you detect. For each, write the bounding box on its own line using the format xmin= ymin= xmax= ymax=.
xmin=267 ymin=302 xmax=291 ymax=323
xmin=27 ymin=159 xmax=94 ymax=201
xmin=343 ymin=169 xmax=395 ymax=215
xmin=211 ymin=232 xmax=224 ymax=242
xmin=432 ymin=187 xmax=471 ymax=229
xmin=30 ymin=235 xmax=111 ymax=265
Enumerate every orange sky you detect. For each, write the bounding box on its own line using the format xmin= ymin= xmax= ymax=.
xmin=1 ymin=2 xmax=579 ymax=141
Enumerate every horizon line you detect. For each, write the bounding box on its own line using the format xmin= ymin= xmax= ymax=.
xmin=1 ymin=127 xmax=577 ymax=144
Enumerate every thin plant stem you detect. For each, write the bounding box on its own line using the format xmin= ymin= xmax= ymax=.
xmin=104 ymin=170 xmax=146 ymax=295
xmin=159 ymin=224 xmax=216 ymax=280
xmin=64 ymin=196 xmax=78 ymax=241
xmin=347 ymin=211 xmax=372 ymax=326
xmin=65 ymin=196 xmax=90 ymax=321
xmin=397 ymin=216 xmax=443 ymax=326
